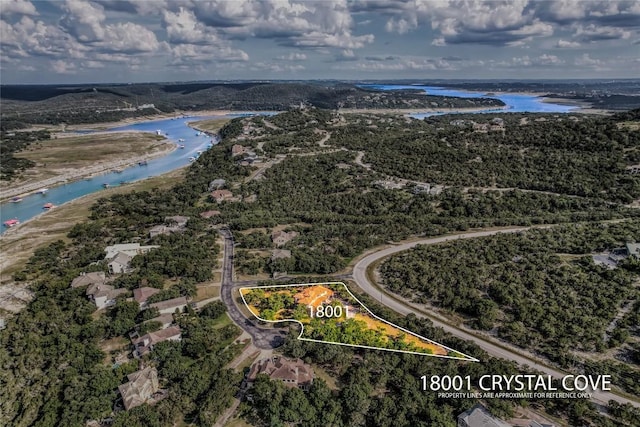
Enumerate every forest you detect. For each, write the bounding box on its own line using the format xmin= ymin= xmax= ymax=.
xmin=379 ymin=222 xmax=640 ymax=395
xmin=331 ymin=109 xmax=640 ymax=202
xmin=2 ymin=107 xmax=640 ymax=426
xmin=0 ymin=130 xmax=49 ymax=180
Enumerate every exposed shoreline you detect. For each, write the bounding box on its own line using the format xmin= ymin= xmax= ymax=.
xmin=0 ymin=136 xmax=177 ymax=203
xmin=339 ymin=105 xmax=509 ymax=115
xmin=0 ymin=112 xmax=233 ymax=203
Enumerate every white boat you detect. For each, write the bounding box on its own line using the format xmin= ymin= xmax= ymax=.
xmin=36 ymin=188 xmax=48 ymax=194
xmin=178 ymin=138 xmax=185 ymax=142
xmin=189 ymin=156 xmax=196 ymax=162
xmin=179 ymin=144 xmax=185 ymax=149
xmin=10 ymin=196 xmax=22 ymax=203
xmin=156 ymin=129 xmax=162 ymax=135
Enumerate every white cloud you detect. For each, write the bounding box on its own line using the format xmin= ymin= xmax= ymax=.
xmin=0 ymin=0 xmax=37 ymax=17
xmin=60 ymin=0 xmax=106 ymax=42
xmin=277 ymin=52 xmax=307 ymax=61
xmin=555 ymin=39 xmax=581 ymax=48
xmin=51 ymin=59 xmax=76 ymax=74
xmin=574 ymin=24 xmax=631 ymax=42
xmin=574 ymin=53 xmax=603 ymax=67
xmin=163 ymin=7 xmax=220 ymax=45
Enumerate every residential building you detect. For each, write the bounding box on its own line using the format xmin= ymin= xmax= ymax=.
xmin=294 ymin=285 xmax=333 ymax=312
xmin=211 ymin=189 xmax=234 ymax=203
xmin=247 ymin=356 xmax=314 ymax=390
xmin=231 ymin=144 xmax=248 ymax=157
xmin=133 ymin=287 xmax=161 ymax=308
xmin=626 ymin=242 xmax=640 ymax=258
xmin=458 ymin=404 xmax=510 ymax=427
xmin=133 ymin=326 xmax=182 ymax=358
xmin=149 ymin=296 xmax=188 ymax=315
xmin=86 ymin=284 xmax=127 ymax=309
xmin=104 ymin=243 xmax=159 ymax=260
xmin=208 ymin=179 xmax=226 ymax=191
xmin=118 ymin=367 xmax=160 ymax=410
xmin=149 ymin=215 xmax=189 ymax=238
xmin=70 ymin=271 xmax=107 ymax=288
xmin=144 ymin=313 xmax=174 ymax=330
xmin=108 ymin=252 xmax=134 ymax=274
xmin=271 ymin=230 xmax=299 ymax=246
xmin=165 ymin=216 xmax=188 ymax=227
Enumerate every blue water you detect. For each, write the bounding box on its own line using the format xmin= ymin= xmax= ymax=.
xmin=361 ymin=84 xmax=576 ymax=118
xmin=0 ymin=115 xmax=230 ymax=234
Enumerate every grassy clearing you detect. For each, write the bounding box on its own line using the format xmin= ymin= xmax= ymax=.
xmin=16 ymin=132 xmax=167 ymax=167
xmin=190 ymin=118 xmax=230 ymax=133
xmin=0 ymin=168 xmax=185 ymax=282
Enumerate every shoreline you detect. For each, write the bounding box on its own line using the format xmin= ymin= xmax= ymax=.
xmin=339 ymin=105 xmax=509 ymax=115
xmin=0 ymin=138 xmax=177 ymax=203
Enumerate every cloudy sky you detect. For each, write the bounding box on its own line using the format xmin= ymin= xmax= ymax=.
xmin=1 ymin=0 xmax=639 ymax=84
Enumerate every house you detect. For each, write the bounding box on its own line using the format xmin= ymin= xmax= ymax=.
xmin=108 ymin=252 xmax=134 ymax=274
xmin=458 ymin=404 xmax=510 ymax=427
xmin=231 ymin=144 xmax=248 ymax=157
xmin=294 ymin=285 xmax=333 ymax=312
xmin=626 ymin=243 xmax=640 ymax=258
xmin=271 ymin=230 xmax=299 ymax=246
xmin=149 ymin=296 xmax=188 ymax=315
xmin=86 ymin=284 xmax=128 ymax=309
xmin=133 ymin=326 xmax=182 ymax=358
xmin=211 ymin=189 xmax=234 ymax=203
xmin=247 ymin=356 xmax=314 ymax=390
xmin=144 ymin=313 xmax=174 ymax=330
xmin=472 ymin=122 xmax=489 ymax=132
xmin=149 ymin=216 xmax=189 ymax=238
xmin=104 ymin=243 xmax=159 ymax=260
xmin=118 ymin=367 xmax=160 ymax=410
xmin=208 ymin=179 xmax=226 ymax=191
xmin=133 ymin=287 xmax=161 ymax=308
xmin=71 ymin=271 xmax=107 ymax=288
xmin=165 ymin=216 xmax=188 ymax=227
xmin=200 ymin=210 xmax=221 ymax=218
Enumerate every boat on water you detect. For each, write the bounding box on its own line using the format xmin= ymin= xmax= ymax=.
xmin=10 ymin=196 xmax=23 ymax=203
xmin=189 ymin=156 xmax=196 ymax=162
xmin=179 ymin=144 xmax=185 ymax=149
xmin=103 ymin=183 xmax=110 ymax=188
xmin=36 ymin=188 xmax=48 ymax=194
xmin=43 ymin=203 xmax=54 ymax=210
xmin=178 ymin=138 xmax=185 ymax=142
xmin=156 ymin=129 xmax=162 ymax=135
xmin=138 ymin=160 xmax=148 ymax=166
xmin=3 ymin=219 xmax=20 ymax=227
xmin=197 ymin=150 xmax=203 ymax=155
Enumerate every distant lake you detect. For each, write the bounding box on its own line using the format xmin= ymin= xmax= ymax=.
xmin=362 ymin=84 xmax=577 ymax=118
xmin=0 ymin=113 xmax=272 ymax=234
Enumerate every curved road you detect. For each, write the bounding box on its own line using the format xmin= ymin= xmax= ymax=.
xmin=352 ymin=227 xmax=640 ymax=408
xmin=219 ymin=228 xmax=286 ymax=349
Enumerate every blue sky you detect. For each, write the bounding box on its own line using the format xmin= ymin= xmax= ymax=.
xmin=1 ymin=0 xmax=639 ymax=84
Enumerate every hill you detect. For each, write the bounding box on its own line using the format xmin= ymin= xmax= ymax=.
xmin=0 ymin=82 xmax=504 ymax=130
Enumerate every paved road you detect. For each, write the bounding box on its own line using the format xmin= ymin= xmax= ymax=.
xmin=218 ymin=228 xmax=286 ymax=349
xmin=352 ymin=227 xmax=640 ymax=408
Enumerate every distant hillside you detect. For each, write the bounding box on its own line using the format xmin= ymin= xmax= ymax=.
xmin=0 ymin=82 xmax=504 ymax=130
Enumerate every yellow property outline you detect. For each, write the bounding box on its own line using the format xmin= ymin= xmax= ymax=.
xmin=239 ymin=281 xmax=479 ymax=362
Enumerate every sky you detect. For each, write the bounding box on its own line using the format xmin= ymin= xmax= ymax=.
xmin=0 ymin=0 xmax=639 ymax=84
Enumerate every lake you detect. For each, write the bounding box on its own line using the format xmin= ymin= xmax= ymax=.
xmin=361 ymin=84 xmax=577 ymax=118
